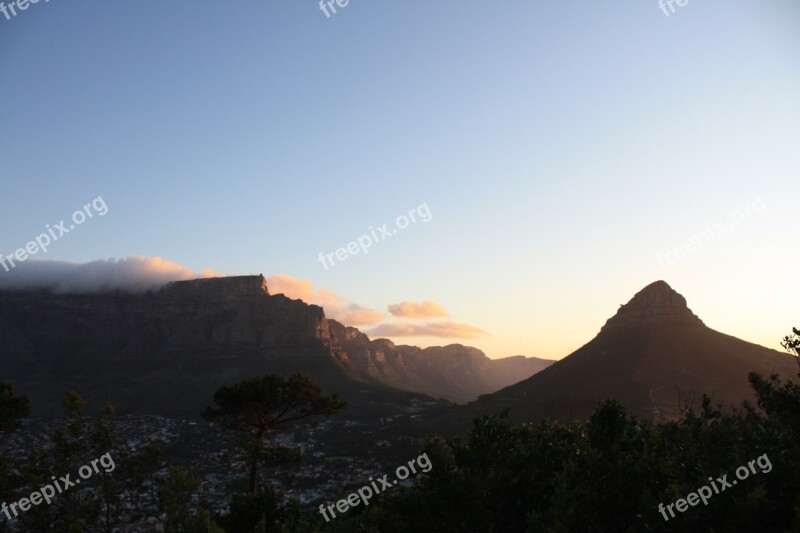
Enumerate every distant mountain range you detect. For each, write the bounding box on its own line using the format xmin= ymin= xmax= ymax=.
xmin=3 ymin=276 xmax=791 ymax=426
xmin=328 ymin=319 xmax=553 ymax=402
xmin=461 ymin=280 xmax=797 ymax=423
xmin=0 ymin=275 xmax=550 ymax=416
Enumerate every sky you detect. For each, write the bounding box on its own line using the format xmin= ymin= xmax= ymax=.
xmin=1 ymin=1 xmax=799 ymax=360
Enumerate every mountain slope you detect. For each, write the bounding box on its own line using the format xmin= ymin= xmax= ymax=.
xmin=0 ymin=276 xmax=431 ymax=416
xmin=465 ymin=281 xmax=797 ymax=423
xmin=327 ymin=320 xmax=553 ymax=402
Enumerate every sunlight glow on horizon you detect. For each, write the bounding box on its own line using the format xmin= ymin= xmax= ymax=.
xmin=1 ymin=1 xmax=797 ymax=363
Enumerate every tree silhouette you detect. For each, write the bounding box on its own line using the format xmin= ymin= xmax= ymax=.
xmin=0 ymin=382 xmax=29 ymax=435
xmin=0 ymin=382 xmax=28 ymax=532
xmin=317 ymin=331 xmax=800 ymax=532
xmin=19 ymin=391 xmax=164 ymax=532
xmin=202 ymin=373 xmax=346 ymax=495
xmin=781 ymin=326 xmax=800 ymax=368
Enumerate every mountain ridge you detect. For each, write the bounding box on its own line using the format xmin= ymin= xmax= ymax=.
xmin=327 ymin=318 xmax=554 ymax=402
xmin=0 ymin=275 xmax=378 ymax=415
xmin=0 ymin=275 xmax=551 ymax=415
xmin=455 ymin=280 xmax=797 ymax=424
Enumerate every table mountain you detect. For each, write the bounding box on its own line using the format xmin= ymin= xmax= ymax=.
xmin=0 ymin=275 xmax=427 ymax=416
xmin=0 ymin=275 xmax=548 ymax=416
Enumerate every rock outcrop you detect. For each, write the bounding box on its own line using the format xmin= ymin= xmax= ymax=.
xmin=601 ymin=280 xmax=704 ymax=332
xmin=328 ymin=320 xmax=553 ymax=403
xmin=0 ymin=275 xmax=364 ymax=415
xmin=0 ymin=274 xmax=545 ymax=415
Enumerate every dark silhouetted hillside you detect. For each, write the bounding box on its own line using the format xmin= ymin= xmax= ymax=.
xmin=460 ymin=281 xmax=797 ymax=423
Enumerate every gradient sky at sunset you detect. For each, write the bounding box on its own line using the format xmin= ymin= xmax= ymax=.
xmin=1 ymin=1 xmax=798 ymax=359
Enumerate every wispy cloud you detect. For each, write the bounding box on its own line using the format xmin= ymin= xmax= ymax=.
xmin=388 ymin=300 xmax=449 ymax=319
xmin=0 ymin=260 xmax=474 ymax=335
xmin=267 ymin=274 xmax=384 ymax=326
xmin=0 ymin=257 xmax=222 ymax=293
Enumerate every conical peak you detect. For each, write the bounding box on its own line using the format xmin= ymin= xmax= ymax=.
xmin=629 ymin=280 xmax=681 ymax=303
xmin=601 ymin=281 xmax=703 ymax=332
xmin=640 ymin=280 xmax=672 ymax=292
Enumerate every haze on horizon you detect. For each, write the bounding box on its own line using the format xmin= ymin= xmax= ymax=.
xmin=1 ymin=1 xmax=798 ymax=360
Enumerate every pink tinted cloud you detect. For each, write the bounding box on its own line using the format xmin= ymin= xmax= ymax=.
xmin=0 ymin=256 xmax=223 ymax=293
xmin=388 ymin=300 xmax=449 ymax=319
xmin=267 ymin=274 xmax=384 ymax=326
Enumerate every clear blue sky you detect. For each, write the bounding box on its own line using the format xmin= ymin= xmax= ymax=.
xmin=2 ymin=1 xmax=799 ymax=359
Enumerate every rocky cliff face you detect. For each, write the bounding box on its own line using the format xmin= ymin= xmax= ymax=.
xmin=328 ymin=320 xmax=553 ymax=403
xmin=2 ymin=275 xmax=344 ymax=364
xmin=0 ymin=275 xmax=360 ymax=414
xmin=601 ymin=280 xmax=704 ymax=332
xmin=163 ymin=275 xmax=271 ymax=300
xmin=0 ymin=275 xmax=550 ymax=414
